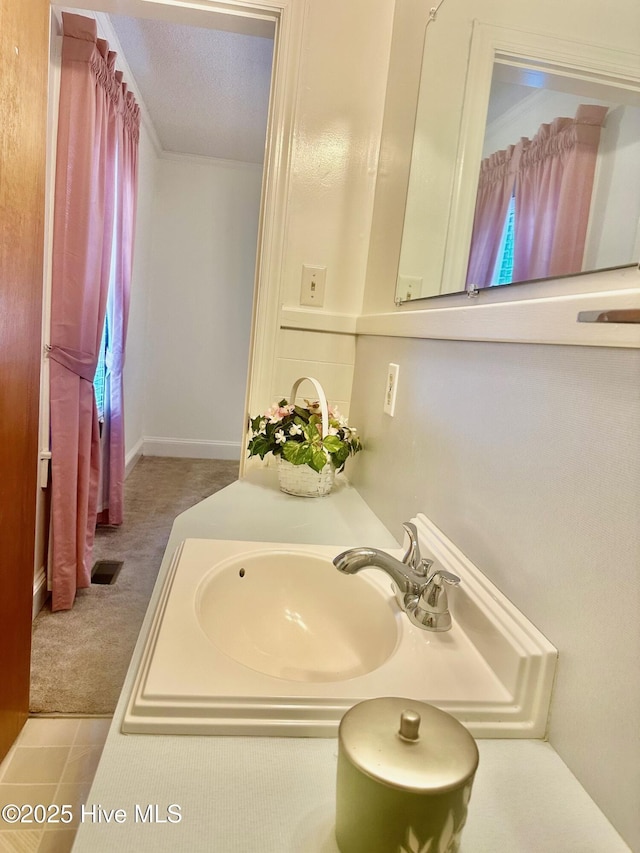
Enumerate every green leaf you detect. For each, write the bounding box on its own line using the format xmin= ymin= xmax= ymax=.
xmin=293 ymin=405 xmax=311 ymax=422
xmin=333 ymin=444 xmax=349 ymax=465
xmin=322 ymin=435 xmax=342 ymax=453
xmin=247 ymin=435 xmax=271 ymax=459
xmin=282 ymin=441 xmax=312 ymax=466
xmin=310 ymin=448 xmax=329 ymax=472
xmin=304 ymin=415 xmax=324 ymax=445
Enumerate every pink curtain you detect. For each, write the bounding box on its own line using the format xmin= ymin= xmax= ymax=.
xmin=465 ymin=143 xmax=522 ymax=288
xmin=513 ymin=104 xmax=608 ymax=281
xmin=97 ymin=73 xmax=140 ymax=526
xmin=49 ymin=13 xmax=138 ymax=610
xmin=466 ymin=104 xmax=607 ymax=288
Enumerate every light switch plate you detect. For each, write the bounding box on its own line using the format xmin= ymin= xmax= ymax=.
xmin=300 ymin=265 xmax=326 ymax=307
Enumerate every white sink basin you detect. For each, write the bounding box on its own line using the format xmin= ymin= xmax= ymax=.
xmin=196 ymin=551 xmax=398 ymax=682
xmin=123 ymin=534 xmax=556 ymax=738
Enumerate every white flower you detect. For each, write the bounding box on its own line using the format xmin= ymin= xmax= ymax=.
xmin=330 ymin=407 xmax=348 ymax=427
xmin=275 ymin=429 xmax=286 ymax=445
xmin=289 ymin=423 xmax=303 ymax=436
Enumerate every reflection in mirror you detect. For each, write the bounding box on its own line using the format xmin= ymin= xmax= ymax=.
xmin=466 ymin=86 xmax=637 ymax=289
xmin=396 ymin=23 xmax=640 ymax=303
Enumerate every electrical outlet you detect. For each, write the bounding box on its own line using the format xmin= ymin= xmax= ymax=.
xmin=384 ymin=363 xmax=399 ymax=416
xmin=300 ymin=265 xmax=326 ymax=307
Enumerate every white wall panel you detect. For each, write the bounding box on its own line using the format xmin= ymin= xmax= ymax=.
xmin=276 ymin=328 xmax=355 ymax=365
xmin=272 ymin=357 xmax=353 ymax=415
xmin=143 ymin=156 xmax=262 ymax=453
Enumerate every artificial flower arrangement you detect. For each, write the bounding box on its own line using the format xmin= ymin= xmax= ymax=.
xmin=247 ymin=398 xmax=362 ymax=474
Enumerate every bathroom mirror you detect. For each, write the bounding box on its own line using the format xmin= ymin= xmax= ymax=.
xmin=388 ymin=8 xmax=640 ymax=304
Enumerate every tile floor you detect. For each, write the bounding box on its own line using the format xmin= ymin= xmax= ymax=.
xmin=0 ymin=717 xmax=110 ymax=853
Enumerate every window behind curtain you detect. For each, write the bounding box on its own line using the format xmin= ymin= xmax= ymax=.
xmin=491 ymin=193 xmax=516 ymax=286
xmin=93 ymin=159 xmax=119 ymax=426
xmin=93 ymin=318 xmax=108 ymax=423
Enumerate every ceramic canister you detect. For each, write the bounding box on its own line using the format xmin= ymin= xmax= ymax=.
xmin=335 ymin=697 xmax=479 ymax=853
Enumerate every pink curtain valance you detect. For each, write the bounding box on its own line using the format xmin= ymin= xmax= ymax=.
xmin=476 ymin=143 xmax=521 ymax=188
xmin=517 ymin=106 xmax=608 ymax=169
xmin=61 ymin=16 xmax=141 ymax=139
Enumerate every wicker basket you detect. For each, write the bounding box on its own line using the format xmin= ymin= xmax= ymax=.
xmin=277 ymin=456 xmax=335 ymax=497
xmin=277 ymin=376 xmax=335 ymax=497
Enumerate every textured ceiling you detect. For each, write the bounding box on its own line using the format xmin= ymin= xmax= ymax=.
xmin=108 ymin=14 xmax=274 ymax=164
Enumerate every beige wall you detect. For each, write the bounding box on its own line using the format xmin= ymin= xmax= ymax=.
xmin=348 ymin=334 xmax=640 ymax=850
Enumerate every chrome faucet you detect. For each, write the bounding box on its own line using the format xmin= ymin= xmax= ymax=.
xmin=333 ymin=522 xmax=460 ymax=632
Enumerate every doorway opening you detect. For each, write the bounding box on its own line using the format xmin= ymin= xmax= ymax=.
xmin=31 ymin=0 xmax=285 ymax=712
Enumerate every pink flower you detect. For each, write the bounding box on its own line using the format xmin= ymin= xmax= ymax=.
xmin=265 ymin=403 xmax=293 ymax=423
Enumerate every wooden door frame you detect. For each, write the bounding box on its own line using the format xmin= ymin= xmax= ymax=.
xmin=0 ymin=0 xmax=49 ymax=761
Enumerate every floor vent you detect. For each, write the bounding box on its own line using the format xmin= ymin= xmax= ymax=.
xmin=91 ymin=559 xmax=123 ymax=585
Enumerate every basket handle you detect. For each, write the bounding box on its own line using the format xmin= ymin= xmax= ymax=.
xmin=288 ymin=376 xmax=329 ymax=438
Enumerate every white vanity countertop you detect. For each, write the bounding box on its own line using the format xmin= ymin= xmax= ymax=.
xmin=72 ymin=469 xmax=630 ymax=852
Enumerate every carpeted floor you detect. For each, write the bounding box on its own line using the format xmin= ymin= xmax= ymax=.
xmin=29 ymin=457 xmax=239 ymax=715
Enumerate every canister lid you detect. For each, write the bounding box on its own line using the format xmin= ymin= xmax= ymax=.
xmin=338 ymin=697 xmax=479 ymax=794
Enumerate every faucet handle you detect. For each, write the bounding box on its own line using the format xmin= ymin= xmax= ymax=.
xmin=422 ymin=570 xmax=460 ymax=613
xmin=427 ymin=569 xmax=460 ymax=586
xmin=401 ymin=522 xmax=421 ymax=571
xmin=407 ymin=569 xmax=461 ymax=632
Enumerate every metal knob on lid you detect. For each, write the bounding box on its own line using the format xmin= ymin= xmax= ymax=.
xmin=398 ymin=709 xmax=421 ymax=741
xmin=335 ymin=698 xmax=479 ymax=853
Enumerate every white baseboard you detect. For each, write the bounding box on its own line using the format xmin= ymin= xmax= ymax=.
xmin=32 ymin=566 xmax=48 ymax=620
xmin=142 ymin=437 xmax=241 ymax=461
xmin=125 ymin=438 xmax=144 ymax=478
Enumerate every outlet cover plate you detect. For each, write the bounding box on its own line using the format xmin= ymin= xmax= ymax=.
xmin=384 ymin=363 xmax=399 ymax=416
